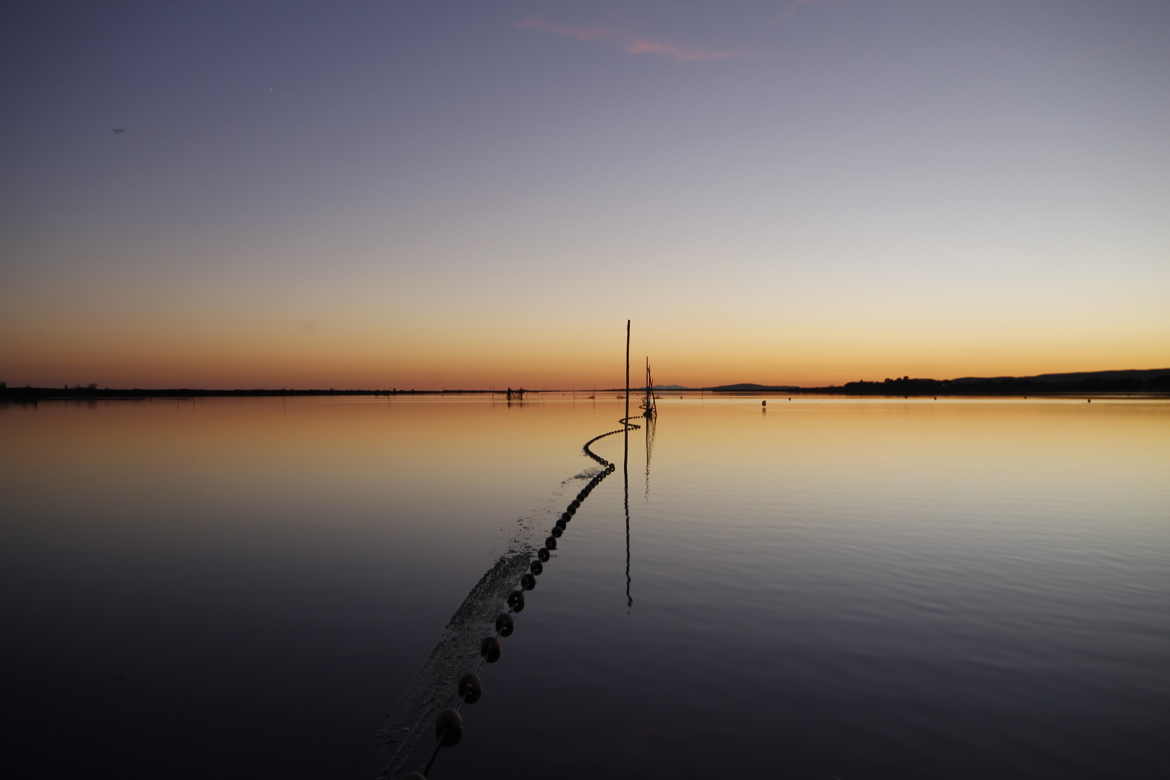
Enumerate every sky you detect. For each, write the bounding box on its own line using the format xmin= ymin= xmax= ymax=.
xmin=2 ymin=0 xmax=1168 ymax=389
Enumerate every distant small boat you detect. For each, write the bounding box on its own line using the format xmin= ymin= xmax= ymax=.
xmin=640 ymin=357 xmax=657 ymax=419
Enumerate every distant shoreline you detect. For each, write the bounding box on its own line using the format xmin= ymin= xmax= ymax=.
xmin=0 ymin=387 xmax=479 ymax=401
xmin=4 ymin=367 xmax=1169 ymax=401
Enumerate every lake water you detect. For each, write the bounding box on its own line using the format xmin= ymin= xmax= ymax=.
xmin=4 ymin=395 xmax=1168 ymax=779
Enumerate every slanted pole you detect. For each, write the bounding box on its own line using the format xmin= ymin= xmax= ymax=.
xmin=625 ymin=320 xmax=631 ymax=422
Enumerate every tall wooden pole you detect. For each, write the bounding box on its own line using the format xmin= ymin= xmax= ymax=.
xmin=625 ymin=320 xmax=630 ymax=422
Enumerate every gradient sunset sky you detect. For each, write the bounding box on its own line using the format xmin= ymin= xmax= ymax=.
xmin=3 ymin=0 xmax=1168 ymax=389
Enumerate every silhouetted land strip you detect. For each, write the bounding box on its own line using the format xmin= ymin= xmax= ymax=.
xmin=3 ymin=368 xmax=1168 ymax=401
xmin=708 ymin=368 xmax=1170 ymax=396
xmin=0 ymin=387 xmax=508 ymax=401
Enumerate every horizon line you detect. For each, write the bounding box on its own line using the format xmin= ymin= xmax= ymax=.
xmin=4 ymin=366 xmax=1168 ymax=396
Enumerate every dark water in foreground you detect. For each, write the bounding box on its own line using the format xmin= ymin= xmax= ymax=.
xmin=3 ymin=396 xmax=1168 ymax=779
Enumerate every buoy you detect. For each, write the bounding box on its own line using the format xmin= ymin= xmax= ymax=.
xmin=495 ymin=612 xmax=514 ymax=637
xmin=435 ymin=709 xmax=463 ymax=746
xmin=507 ymin=590 xmax=525 ymax=611
xmin=545 ymin=536 xmax=558 ymax=550
xmin=480 ymin=636 xmax=501 ymax=663
xmin=530 ymin=560 xmax=543 ymax=576
xmin=458 ymin=672 xmax=482 ymax=704
xmin=521 ymin=573 xmax=536 ymax=590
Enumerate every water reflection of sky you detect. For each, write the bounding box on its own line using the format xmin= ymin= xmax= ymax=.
xmin=3 ymin=397 xmax=1168 ymax=778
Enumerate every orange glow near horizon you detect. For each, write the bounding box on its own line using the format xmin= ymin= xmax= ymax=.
xmin=3 ymin=312 xmax=1167 ymax=389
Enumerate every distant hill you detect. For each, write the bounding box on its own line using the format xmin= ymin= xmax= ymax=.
xmin=709 ymin=382 xmax=801 ymax=393
xmin=840 ymin=368 xmax=1170 ymax=395
xmin=704 ymin=369 xmax=1170 ymax=396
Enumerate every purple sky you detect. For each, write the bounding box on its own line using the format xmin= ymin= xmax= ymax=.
xmin=2 ymin=0 xmax=1168 ymax=387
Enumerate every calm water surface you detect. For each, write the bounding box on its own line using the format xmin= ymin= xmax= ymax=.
xmin=3 ymin=396 xmax=1168 ymax=778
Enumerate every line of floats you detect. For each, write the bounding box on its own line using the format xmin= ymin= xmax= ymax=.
xmin=395 ymin=415 xmax=642 ymax=779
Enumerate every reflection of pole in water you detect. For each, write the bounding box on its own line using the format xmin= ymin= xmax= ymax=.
xmin=643 ymin=416 xmax=655 ymax=500
xmin=624 ymin=423 xmax=633 ymax=610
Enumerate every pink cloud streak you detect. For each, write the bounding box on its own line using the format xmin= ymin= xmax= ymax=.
xmin=516 ymin=17 xmax=741 ymax=62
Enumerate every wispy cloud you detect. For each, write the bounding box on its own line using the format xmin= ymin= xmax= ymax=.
xmin=516 ymin=17 xmax=742 ymax=62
